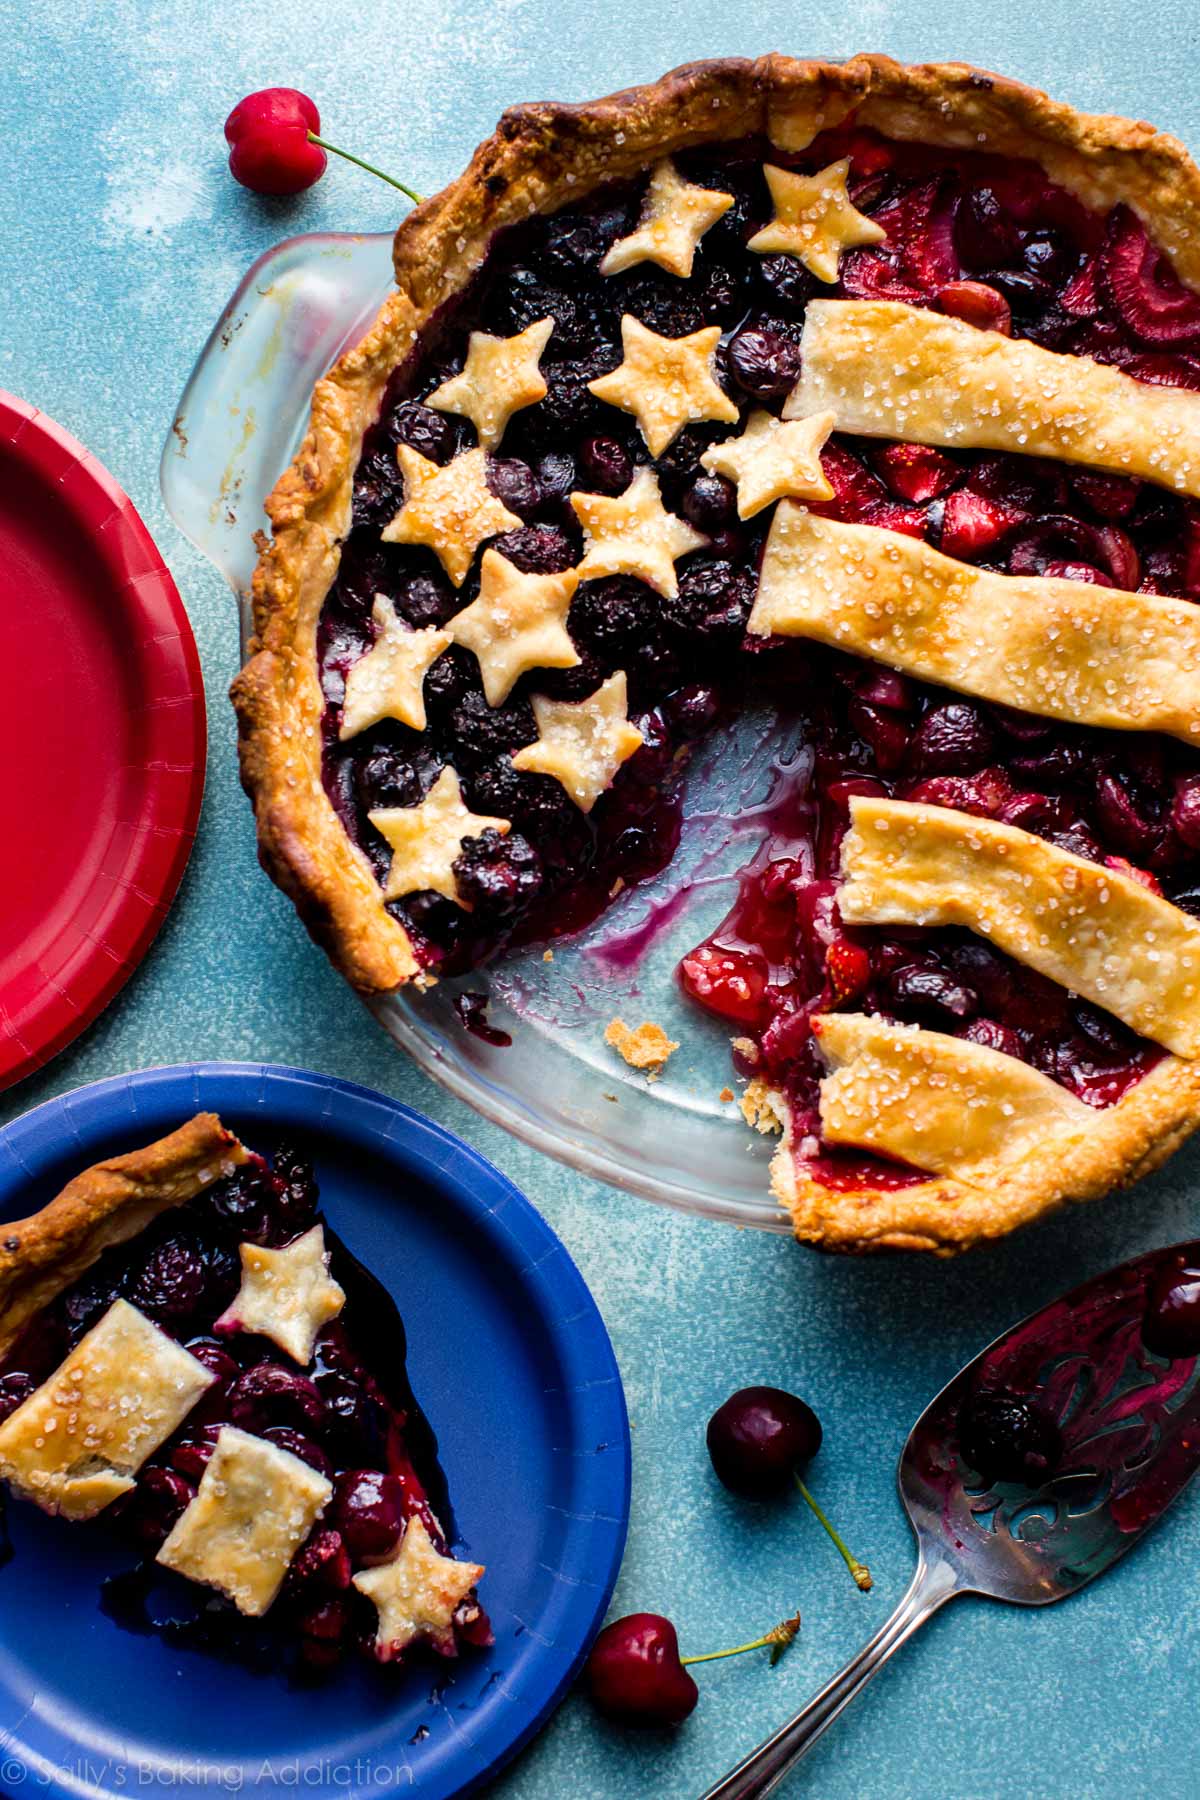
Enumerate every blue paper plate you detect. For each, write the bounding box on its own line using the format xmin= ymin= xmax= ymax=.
xmin=0 ymin=1063 xmax=630 ymax=1800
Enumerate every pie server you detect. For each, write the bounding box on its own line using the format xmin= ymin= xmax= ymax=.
xmin=702 ymin=1240 xmax=1200 ymax=1799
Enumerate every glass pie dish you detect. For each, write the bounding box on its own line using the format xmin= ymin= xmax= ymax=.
xmin=162 ymin=229 xmax=791 ymax=1230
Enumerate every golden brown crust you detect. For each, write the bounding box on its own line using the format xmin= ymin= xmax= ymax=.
xmin=767 ymin=1054 xmax=1200 ymax=1256
xmin=0 ymin=1115 xmax=249 ymax=1358
xmin=236 ymin=53 xmax=1200 ymax=1248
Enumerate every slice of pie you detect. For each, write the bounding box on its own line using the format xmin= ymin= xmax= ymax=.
xmin=0 ymin=1114 xmax=488 ymax=1674
xmin=234 ymin=54 xmax=1200 ymax=1253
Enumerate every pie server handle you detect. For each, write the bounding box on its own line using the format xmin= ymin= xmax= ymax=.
xmin=698 ymin=1552 xmax=959 ymax=1800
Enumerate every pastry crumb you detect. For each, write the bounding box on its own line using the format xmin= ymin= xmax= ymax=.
xmin=605 ymin=1018 xmax=679 ymax=1074
xmin=741 ymin=1078 xmax=784 ymax=1135
xmin=719 ymin=1086 xmax=735 ymax=1103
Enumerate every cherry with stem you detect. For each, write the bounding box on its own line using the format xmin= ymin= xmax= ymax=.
xmin=707 ymin=1385 xmax=873 ymax=1592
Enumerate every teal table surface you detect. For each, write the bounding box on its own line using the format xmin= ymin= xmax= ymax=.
xmin=5 ymin=5 xmax=1200 ymax=1796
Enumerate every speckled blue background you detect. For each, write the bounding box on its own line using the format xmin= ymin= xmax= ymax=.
xmin=4 ymin=6 xmax=1200 ymax=1796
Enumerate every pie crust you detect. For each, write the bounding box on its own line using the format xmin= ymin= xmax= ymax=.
xmin=749 ymin=505 xmax=1200 ymax=741
xmin=0 ymin=1299 xmax=216 ymax=1520
xmin=787 ymin=299 xmax=1200 ymax=494
xmin=156 ymin=1424 xmax=333 ymax=1617
xmin=839 ymin=797 xmax=1200 ymax=1057
xmin=234 ymin=54 xmax=1200 ymax=1252
xmin=0 ymin=1113 xmax=248 ymax=1360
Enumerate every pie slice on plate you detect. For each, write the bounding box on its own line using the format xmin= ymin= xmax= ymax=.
xmin=0 ymin=1114 xmax=489 ymax=1674
xmin=234 ymin=54 xmax=1200 ymax=1252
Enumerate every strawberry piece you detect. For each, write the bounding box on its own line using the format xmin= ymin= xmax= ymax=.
xmin=902 ymin=768 xmax=1014 ymax=819
xmin=1100 ymin=206 xmax=1200 ymax=347
xmin=1121 ymin=352 xmax=1200 ymax=390
xmin=1060 ymin=254 xmax=1100 ymax=317
xmin=936 ymin=280 xmax=1012 ymax=335
xmin=1105 ymin=855 xmax=1164 ymax=895
xmin=838 ymin=249 xmax=926 ymax=305
xmin=813 ymin=442 xmax=887 ymax=519
xmin=862 ymin=499 xmax=927 ymax=539
xmin=939 ymin=489 xmax=1027 ymax=561
xmin=871 ymin=443 xmax=959 ymax=504
xmin=826 ymin=940 xmax=871 ymax=1004
xmin=679 ymin=944 xmax=769 ymax=1027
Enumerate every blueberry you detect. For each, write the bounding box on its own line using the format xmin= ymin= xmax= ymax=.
xmin=957 ymin=1391 xmax=1062 ymax=1485
xmin=487 ymin=456 xmax=541 ymax=519
xmin=452 ymin=827 xmax=543 ymax=916
xmin=727 ymin=324 xmax=803 ymax=399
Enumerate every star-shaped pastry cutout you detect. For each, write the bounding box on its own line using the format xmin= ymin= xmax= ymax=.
xmin=571 ymin=465 xmax=706 ymax=598
xmin=600 ymin=158 xmax=735 ymax=279
xmin=353 ymin=1516 xmax=484 ymax=1660
xmin=586 ymin=315 xmax=739 ymax=457
xmin=381 ymin=446 xmax=520 ymax=587
xmin=446 ymin=549 xmax=581 ymax=706
xmin=747 ymin=159 xmax=886 ymax=284
xmin=512 ymin=671 xmax=644 ymax=812
xmin=425 ymin=317 xmax=554 ymax=451
xmin=339 ymin=597 xmax=450 ymax=739
xmin=215 ymin=1224 xmax=345 ymax=1366
xmin=369 ymin=766 xmax=510 ymax=905
xmin=700 ymin=408 xmax=837 ymax=519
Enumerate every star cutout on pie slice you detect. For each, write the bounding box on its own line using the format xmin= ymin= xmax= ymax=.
xmin=369 ymin=766 xmax=510 ymax=905
xmin=215 ymin=1224 xmax=346 ymax=1366
xmin=600 ymin=157 xmax=735 ymax=279
xmin=381 ymin=445 xmax=520 ymax=587
xmin=339 ymin=597 xmax=451 ymax=739
xmin=446 ymin=548 xmax=581 ymax=706
xmin=747 ymin=158 xmax=886 ymax=284
xmin=571 ymin=464 xmax=707 ymax=598
xmin=425 ymin=317 xmax=554 ymax=451
xmin=700 ymin=408 xmax=837 ymax=519
xmin=586 ymin=314 xmax=739 ymax=457
xmin=353 ymin=1516 xmax=484 ymax=1660
xmin=512 ymin=670 xmax=644 ymax=812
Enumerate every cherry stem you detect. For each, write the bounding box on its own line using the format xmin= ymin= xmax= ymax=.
xmin=680 ymin=1612 xmax=800 ymax=1669
xmin=306 ymin=133 xmax=422 ymax=204
xmin=794 ymin=1473 xmax=873 ymax=1591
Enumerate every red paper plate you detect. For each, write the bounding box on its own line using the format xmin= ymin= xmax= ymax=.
xmin=0 ymin=393 xmax=205 ymax=1089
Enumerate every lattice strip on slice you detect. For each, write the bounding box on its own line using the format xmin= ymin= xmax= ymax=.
xmin=812 ymin=1011 xmax=1094 ymax=1182
xmin=786 ymin=299 xmax=1200 ymax=497
xmin=840 ymin=797 xmax=1200 ymax=1058
xmin=748 ymin=504 xmax=1200 ymax=743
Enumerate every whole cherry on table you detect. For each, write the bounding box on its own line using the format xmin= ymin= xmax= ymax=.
xmin=223 ymin=86 xmax=421 ymax=201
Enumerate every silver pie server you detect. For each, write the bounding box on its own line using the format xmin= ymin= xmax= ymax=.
xmin=701 ymin=1241 xmax=1200 ymax=1799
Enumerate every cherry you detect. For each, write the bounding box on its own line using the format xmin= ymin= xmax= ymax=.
xmin=223 ymin=89 xmax=420 ymax=202
xmin=224 ymin=90 xmax=327 ymax=196
xmin=707 ymin=1387 xmax=872 ymax=1590
xmin=330 ymin=1468 xmax=405 ymax=1560
xmin=708 ymin=1385 xmax=821 ymax=1496
xmin=957 ymin=1390 xmax=1063 ymax=1485
xmin=585 ymin=1609 xmax=800 ymax=1727
xmin=1142 ymin=1261 xmax=1200 ymax=1359
xmin=587 ymin=1615 xmax=699 ymax=1726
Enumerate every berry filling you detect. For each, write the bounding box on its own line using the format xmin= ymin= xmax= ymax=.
xmin=0 ymin=1147 xmax=489 ymax=1677
xmin=318 ymin=128 xmax=1200 ymax=1189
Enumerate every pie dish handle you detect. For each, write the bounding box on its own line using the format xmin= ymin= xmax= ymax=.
xmin=160 ymin=229 xmax=396 ymax=642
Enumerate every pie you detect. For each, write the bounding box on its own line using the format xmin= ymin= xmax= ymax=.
xmin=0 ymin=1114 xmax=488 ymax=1672
xmin=234 ymin=54 xmax=1200 ymax=1254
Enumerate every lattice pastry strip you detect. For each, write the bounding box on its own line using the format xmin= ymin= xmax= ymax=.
xmin=787 ymin=299 xmax=1200 ymax=497
xmin=839 ymin=797 xmax=1200 ymax=1058
xmin=812 ymin=1011 xmax=1095 ymax=1182
xmin=748 ymin=504 xmax=1200 ymax=743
